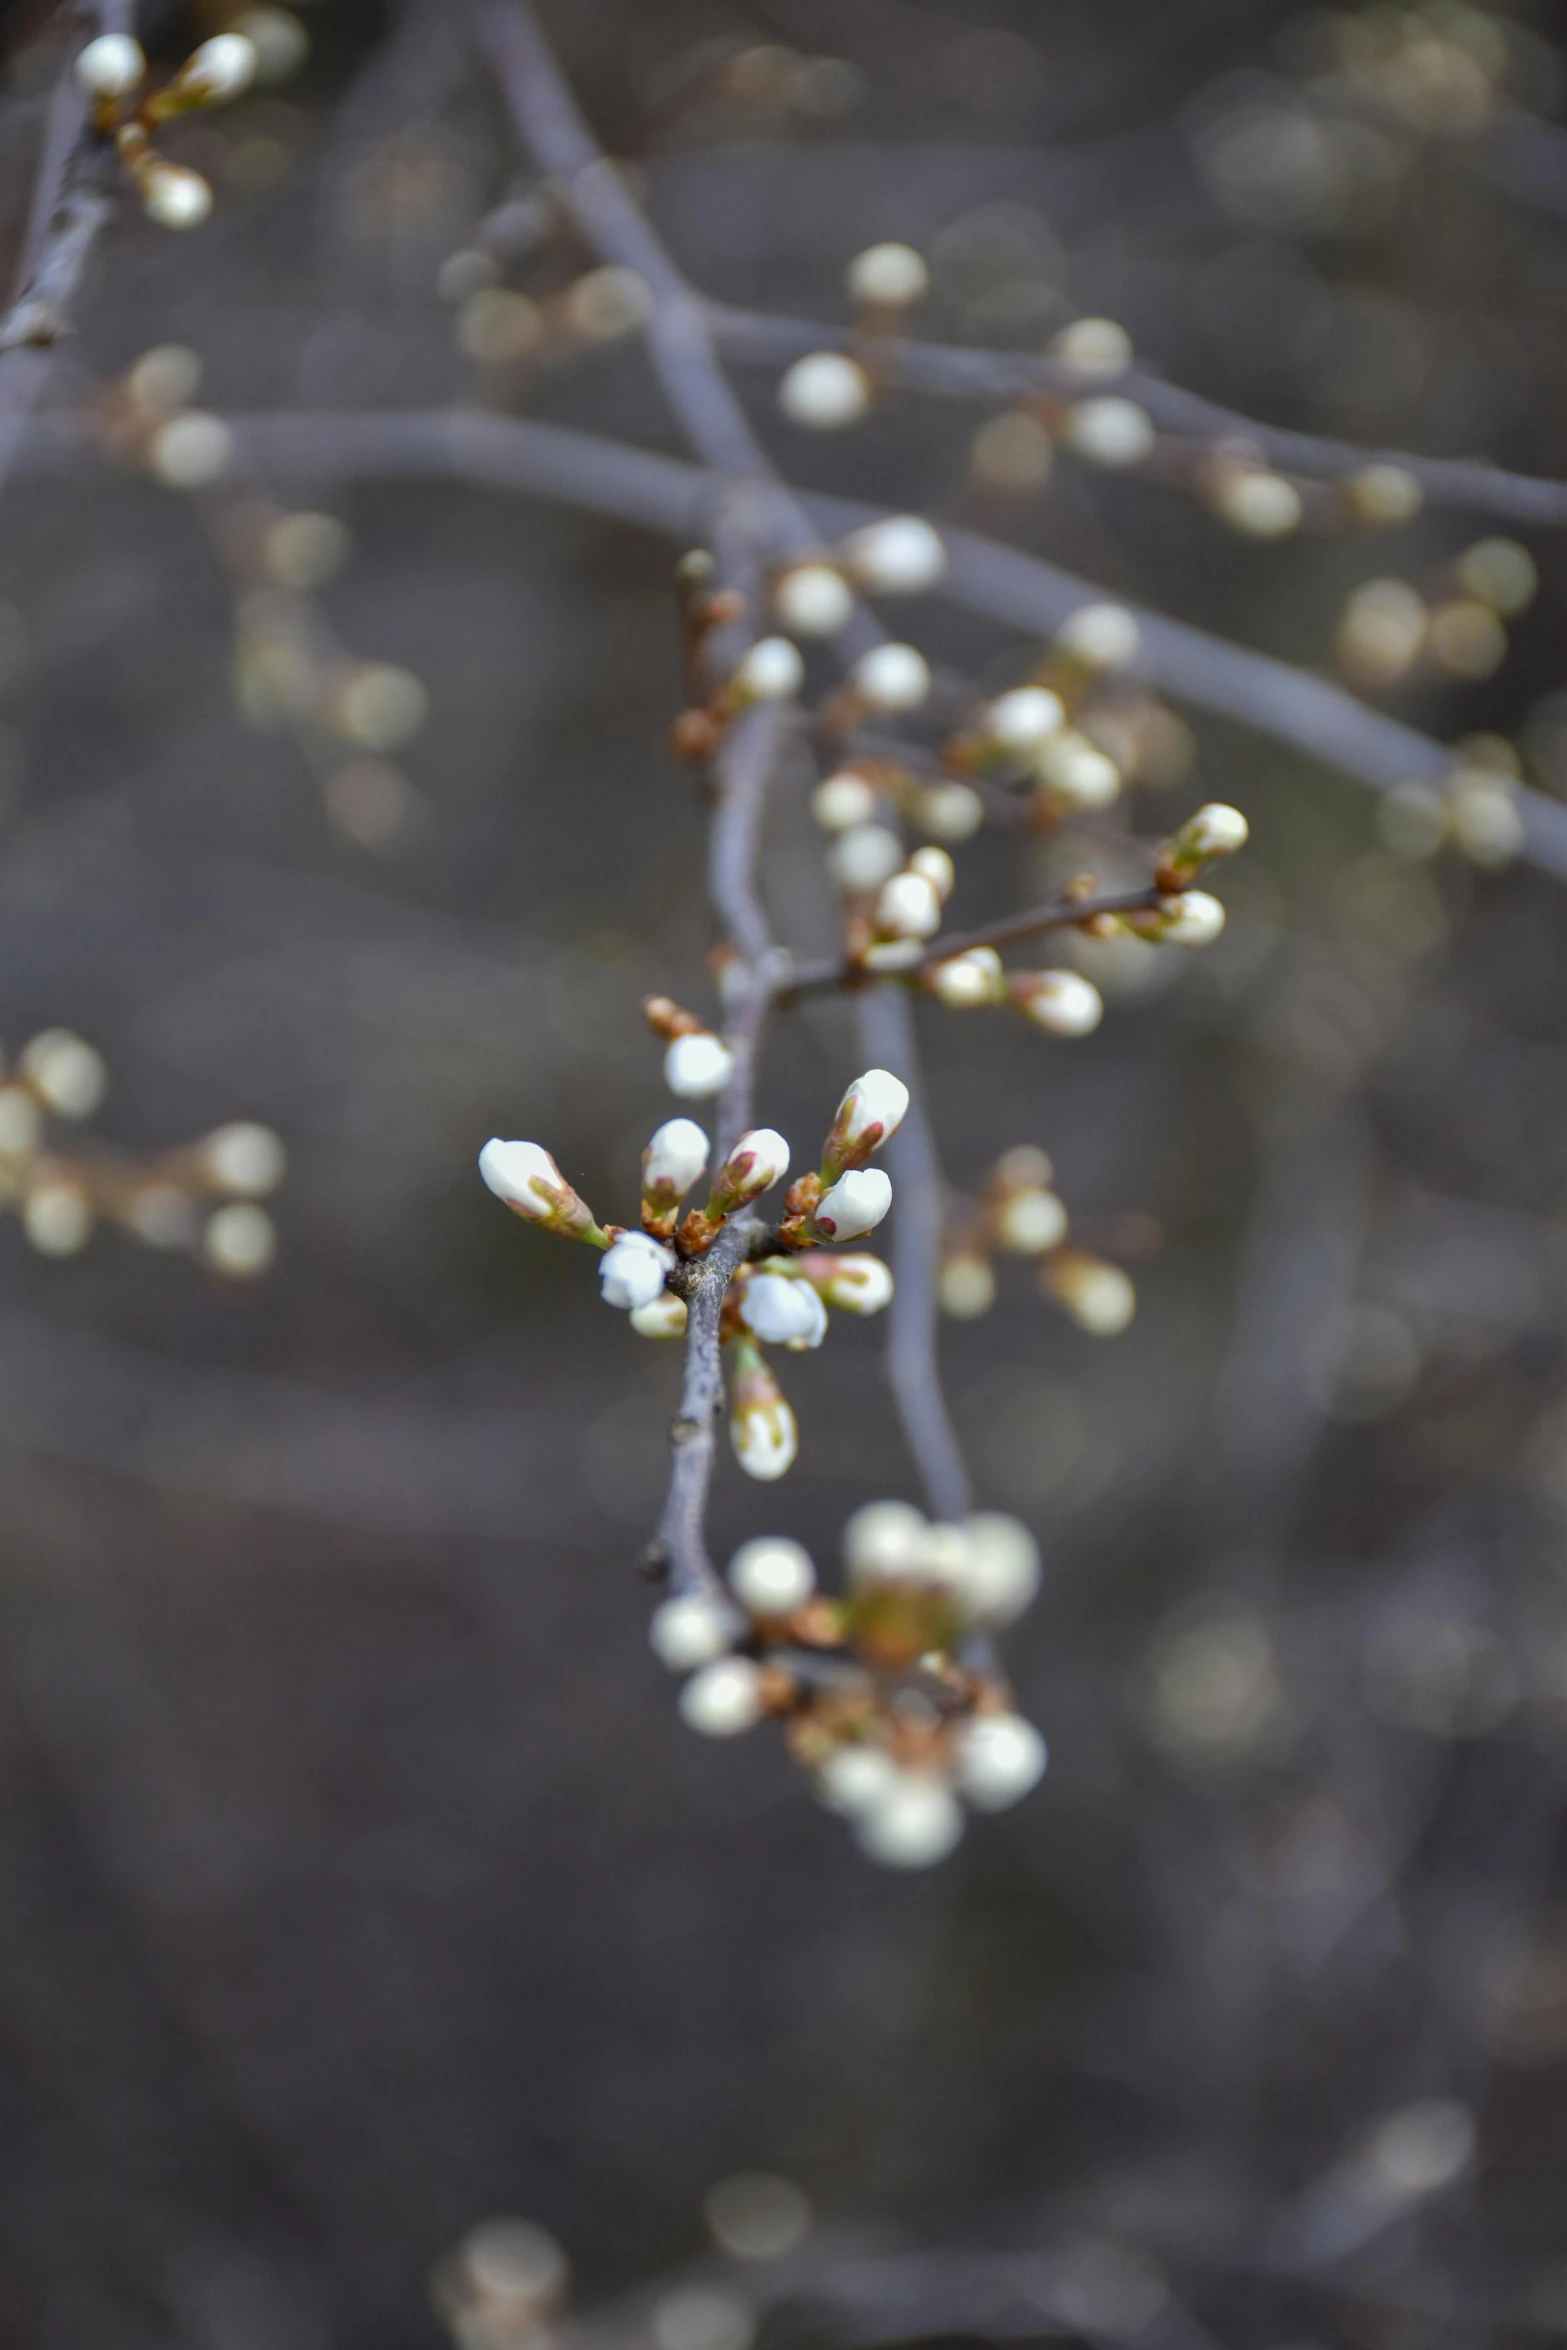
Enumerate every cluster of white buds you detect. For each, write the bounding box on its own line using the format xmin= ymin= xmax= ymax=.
xmin=81 ymin=23 xmax=279 ymax=234
xmin=865 ymin=845 xmax=954 ymax=963
xmin=0 ymin=1028 xmax=284 ymax=1275
xmin=648 ymin=1506 xmax=1046 ymax=1866
xmin=1336 ymin=538 xmax=1536 ymax=692
xmin=938 ymin=1144 xmax=1137 ymax=1333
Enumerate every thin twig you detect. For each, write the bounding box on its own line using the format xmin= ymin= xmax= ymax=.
xmin=782 ymin=886 xmax=1165 ymax=999
xmin=709 ymin=304 xmax=1567 ymax=530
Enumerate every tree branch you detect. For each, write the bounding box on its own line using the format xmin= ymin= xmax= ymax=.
xmin=783 ymin=886 xmax=1166 ymax=999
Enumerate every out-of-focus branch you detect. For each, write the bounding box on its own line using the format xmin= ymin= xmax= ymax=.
xmin=710 ymin=305 xmax=1567 ymax=530
xmin=0 ymin=5 xmax=123 ymax=492
xmin=206 ymin=411 xmax=1567 ymax=882
xmin=783 ymin=885 xmax=1166 ymax=999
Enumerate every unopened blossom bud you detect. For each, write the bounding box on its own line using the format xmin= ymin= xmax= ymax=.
xmin=1051 ymin=315 xmax=1133 ymax=376
xmin=1066 ymin=396 xmax=1154 ymax=468
xmin=995 ymin=1187 xmax=1067 ymax=1255
xmin=733 ymin=636 xmax=805 ymax=704
xmin=19 ymin=1029 xmax=107 ymax=1118
xmin=986 ymin=686 xmax=1065 ymax=753
xmin=1134 ymin=890 xmax=1226 ymax=947
xmin=872 ymin=870 xmax=942 ymax=941
xmin=76 ymin=34 xmax=145 ymax=97
xmin=812 ymin=1167 xmax=891 ymax=1242
xmin=0 ymin=1086 xmax=42 ymax=1158
xmin=730 ymin=1341 xmax=798 ymax=1482
xmin=728 ymin=1536 xmax=815 ymax=1615
xmin=1163 ymin=802 xmax=1249 ymax=885
xmin=1348 ymin=463 xmax=1423 ymax=524
xmin=939 ymin=1253 xmax=995 ymax=1317
xmin=846 ymin=242 xmax=928 ymax=307
xmin=926 ymin=947 xmax=1004 ymax=1009
xmin=778 ymin=352 xmax=870 ymax=430
xmin=908 ymin=845 xmax=954 ymax=900
xmin=741 ymin=1273 xmax=827 ymax=1350
xmin=664 ymin=1032 xmax=735 ymax=1099
xmin=852 ymin=643 xmax=930 ymax=713
xmin=142 ymin=165 xmax=214 ymax=231
xmin=630 ymin=1293 xmax=688 ymax=1339
xmin=962 ymin=1513 xmax=1041 ymax=1623
xmin=954 ymin=1713 xmax=1048 ymax=1810
xmin=855 ymin=1772 xmax=965 ymax=1868
xmin=707 ymin=1127 xmax=790 ymax=1218
xmin=829 ymin=823 xmax=904 ymax=893
xmin=204 ymin=1202 xmax=275 ymax=1277
xmin=774 ymin=564 xmax=853 ymax=638
xmin=1007 ymin=971 xmax=1104 ymax=1037
xmin=179 ymin=32 xmax=259 ymax=101
xmin=478 ymin=1139 xmax=604 ymax=1240
xmin=840 ymin=515 xmax=946 ymax=594
xmin=1211 ymin=466 xmax=1301 ymax=538
xmin=679 ymin=1655 xmax=765 ymax=1735
xmin=817 ymin=1743 xmax=900 ymax=1815
xmin=649 ymin=1593 xmax=732 ymax=1671
xmin=1056 ymin=602 xmax=1141 ymax=669
xmin=24 ymin=1180 xmax=93 ymax=1257
xmin=811 ymin=771 xmax=878 ymax=832
xmin=821 ymin=1067 xmax=909 ymax=1180
xmin=641 ymin=1117 xmax=709 ymax=1233
xmin=199 ymin=1120 xmax=286 ymax=1196
xmin=803 ymin=1253 xmax=893 ymax=1314
xmin=599 ymin=1230 xmax=675 ymax=1312
xmin=844 ymin=1499 xmax=928 ymax=1583
xmin=1033 ymin=731 xmax=1122 ymax=810
xmin=1046 ymin=1250 xmax=1136 ymax=1335
xmin=917 ymin=782 xmax=984 ymax=841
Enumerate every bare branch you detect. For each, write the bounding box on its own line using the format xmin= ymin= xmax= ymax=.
xmin=783 ymin=887 xmax=1166 ymax=999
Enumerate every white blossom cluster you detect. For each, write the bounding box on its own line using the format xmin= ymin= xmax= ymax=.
xmin=77 ymin=21 xmax=304 ymax=233
xmin=649 ymin=1503 xmax=1047 ymax=1868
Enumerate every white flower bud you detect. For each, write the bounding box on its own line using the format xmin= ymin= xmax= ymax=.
xmin=774 ymin=564 xmax=853 ymax=638
xmin=600 ymin=1230 xmax=675 ymax=1311
xmin=927 ymin=947 xmax=1004 ymax=1009
xmin=1449 ymin=769 xmax=1524 ymax=867
xmin=1051 ymin=315 xmax=1133 ymax=376
xmin=1009 ymin=971 xmax=1104 ymax=1037
xmin=829 ymin=824 xmax=904 ymax=893
xmin=142 ymin=166 xmax=214 ymax=231
xmin=181 ymin=33 xmax=258 ymax=101
xmin=1349 ymin=463 xmax=1424 ymax=524
xmin=630 ymin=1293 xmax=688 ymax=1338
xmin=24 ymin=1181 xmax=93 ymax=1257
xmin=1213 ymin=468 xmax=1301 ymax=538
xmin=728 ymin=1537 xmax=816 ymax=1615
xmin=826 ymin=1068 xmax=910 ymax=1169
xmin=908 ymin=845 xmax=954 ymax=900
xmin=741 ymin=1274 xmax=827 ymax=1350
xmin=854 ymin=1772 xmax=965 ymax=1868
xmin=811 ymin=771 xmax=878 ymax=832
xmin=734 ymin=636 xmax=805 ymax=703
xmin=840 ymin=515 xmax=947 ymax=595
xmin=642 ymin=1117 xmax=709 ymax=1203
xmin=478 ymin=1139 xmax=601 ymax=1239
xmin=1066 ymin=396 xmax=1155 ymax=467
xmin=1047 ymin=1253 xmax=1136 ymax=1335
xmin=199 ymin=1121 xmax=286 ymax=1195
xmin=860 ymin=940 xmax=925 ymax=974
xmin=232 ymin=9 xmax=310 ymax=84
xmin=650 ymin=1593 xmax=732 ymax=1671
xmin=995 ymin=1187 xmax=1067 ymax=1255
xmin=852 ymin=642 xmax=930 ymax=712
xmin=19 ymin=1030 xmax=106 ymax=1119
xmin=1056 ymin=602 xmax=1141 ymax=669
xmin=731 ymin=1364 xmax=798 ymax=1478
xmin=872 ymin=870 xmax=942 ymax=940
xmin=917 ymin=783 xmax=984 ymax=841
xmin=1173 ymin=803 xmax=1249 ymax=863
xmin=939 ymin=1254 xmax=995 ymax=1317
xmin=203 ymin=1201 xmax=276 ymax=1277
xmin=846 ymin=242 xmax=929 ymax=306
xmin=76 ymin=33 xmax=144 ymax=96
xmin=0 ymin=1087 xmax=42 ymax=1158
xmin=679 ymin=1656 xmax=765 ymax=1735
xmin=961 ymin=1513 xmax=1041 ymax=1624
xmin=986 ymin=686 xmax=1065 ymax=752
xmin=1148 ymin=890 xmax=1225 ymax=946
xmin=709 ymin=1127 xmax=790 ymax=1216
xmin=664 ymin=1033 xmax=735 ymax=1099
xmin=813 ymin=1167 xmax=891 ymax=1242
xmin=1034 ymin=731 xmax=1122 ymax=810
xmin=817 ymin=1744 xmax=900 ymax=1814
xmin=778 ymin=352 xmax=870 ymax=430
xmin=149 ymin=412 xmax=233 ymax=489
xmin=844 ymin=1498 xmax=928 ymax=1583
xmin=954 ymin=1713 xmax=1048 ymax=1810
xmin=808 ymin=1253 xmax=893 ymax=1314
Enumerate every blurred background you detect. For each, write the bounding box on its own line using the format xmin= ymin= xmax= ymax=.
xmin=2 ymin=0 xmax=1567 ymax=2343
